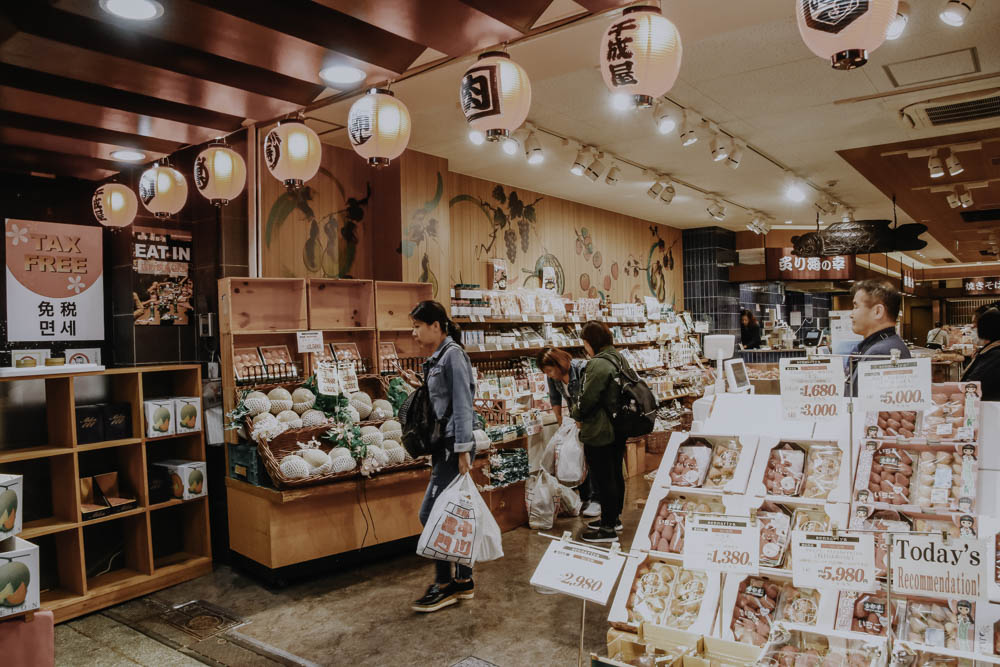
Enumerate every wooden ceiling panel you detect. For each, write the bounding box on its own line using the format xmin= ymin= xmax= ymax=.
xmin=0 ymin=110 xmax=182 ymax=155
xmin=0 ymin=144 xmax=120 ymax=180
xmin=458 ymin=0 xmax=555 ymax=33
xmin=572 ymin=0 xmax=634 ymax=13
xmin=0 ymin=127 xmax=166 ymax=164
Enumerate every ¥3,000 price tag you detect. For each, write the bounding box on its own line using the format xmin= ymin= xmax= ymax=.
xmin=683 ymin=514 xmax=760 ymax=575
xmin=791 ymin=531 xmax=875 ymax=592
xmin=529 ymin=539 xmax=626 ymax=605
xmin=780 ymin=357 xmax=845 ymax=422
xmin=857 ymin=357 xmax=931 ymax=411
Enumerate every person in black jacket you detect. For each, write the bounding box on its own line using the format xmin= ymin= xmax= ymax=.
xmin=962 ymin=307 xmax=1000 ymax=401
xmin=740 ymin=310 xmax=762 ymax=349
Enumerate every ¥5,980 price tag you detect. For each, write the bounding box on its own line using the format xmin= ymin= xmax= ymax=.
xmin=529 ymin=539 xmax=626 ymax=605
xmin=791 ymin=531 xmax=875 ymax=592
xmin=780 ymin=357 xmax=845 ymax=422
xmin=683 ymin=514 xmax=760 ymax=575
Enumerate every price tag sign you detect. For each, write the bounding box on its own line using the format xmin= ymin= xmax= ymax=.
xmin=857 ymin=357 xmax=931 ymax=410
xmin=543 ymin=314 xmax=555 ymax=323
xmin=791 ymin=531 xmax=875 ymax=592
xmin=683 ymin=514 xmax=760 ymax=575
xmin=295 ymin=330 xmax=324 ymax=354
xmin=780 ymin=357 xmax=845 ymax=421
xmin=529 ymin=539 xmax=626 ymax=605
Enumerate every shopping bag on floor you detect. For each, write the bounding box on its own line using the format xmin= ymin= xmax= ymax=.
xmin=525 ymin=468 xmax=560 ymax=529
xmin=556 ymin=482 xmax=581 ymax=517
xmin=417 ymin=473 xmax=503 ymax=566
xmin=554 ymin=422 xmax=586 ymax=486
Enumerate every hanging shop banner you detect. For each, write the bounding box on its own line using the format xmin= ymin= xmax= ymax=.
xmin=765 ymin=248 xmax=855 ymax=281
xmin=857 ymin=357 xmax=932 ymax=411
xmin=530 ymin=539 xmax=626 ymax=605
xmin=962 ymin=277 xmax=1000 ymax=296
xmin=889 ymin=534 xmax=988 ymax=602
xmin=683 ymin=514 xmax=760 ymax=575
xmin=902 ymin=265 xmax=916 ymax=295
xmin=132 ymin=227 xmax=193 ymax=326
xmin=791 ymin=531 xmax=876 ymax=593
xmin=780 ymin=357 xmax=846 ymax=421
xmin=4 ymin=218 xmax=104 ymax=342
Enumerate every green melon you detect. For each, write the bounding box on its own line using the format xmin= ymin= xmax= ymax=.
xmin=153 ymin=406 xmax=171 ymax=432
xmin=188 ymin=468 xmax=204 ymax=494
xmin=0 ymin=561 xmax=30 ymax=607
xmin=0 ymin=490 xmax=17 ymax=532
xmin=179 ymin=404 xmax=198 ymax=429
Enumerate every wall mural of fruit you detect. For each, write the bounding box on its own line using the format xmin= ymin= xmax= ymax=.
xmin=179 ymin=404 xmax=198 ymax=429
xmin=0 ymin=490 xmax=17 ymax=533
xmin=401 ymin=172 xmax=444 ymax=297
xmin=452 ymin=185 xmax=542 ymax=265
xmin=152 ymin=407 xmax=171 ymax=433
xmin=188 ymin=468 xmax=205 ymax=495
xmin=0 ymin=560 xmax=30 ymax=608
xmin=521 ymin=251 xmax=564 ymax=294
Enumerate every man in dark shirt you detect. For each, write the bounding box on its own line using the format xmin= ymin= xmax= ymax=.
xmin=846 ymin=279 xmax=911 ymax=395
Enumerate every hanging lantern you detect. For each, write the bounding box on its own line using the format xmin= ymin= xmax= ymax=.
xmin=92 ymin=183 xmax=137 ymax=228
xmin=347 ymin=88 xmax=411 ymax=167
xmin=459 ymin=51 xmax=531 ymax=142
xmin=797 ymin=0 xmax=898 ymax=70
xmin=194 ymin=142 xmax=247 ymax=205
xmin=263 ymin=120 xmax=322 ymax=189
xmin=138 ymin=163 xmax=187 ymax=218
xmin=599 ymin=5 xmax=682 ymax=108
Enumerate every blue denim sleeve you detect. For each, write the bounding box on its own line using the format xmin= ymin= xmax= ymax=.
xmin=547 ymin=376 xmax=563 ymax=406
xmin=445 ymin=348 xmax=476 ymax=453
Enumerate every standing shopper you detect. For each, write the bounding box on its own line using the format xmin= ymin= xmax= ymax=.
xmin=926 ymin=322 xmax=947 ymax=349
xmin=537 ymin=347 xmax=599 ymax=517
xmin=740 ymin=309 xmax=763 ymax=350
xmin=962 ymin=307 xmax=1000 ymax=401
xmin=846 ymin=279 xmax=911 ymax=396
xmin=572 ymin=321 xmax=630 ymax=543
xmin=399 ymin=301 xmax=477 ymax=613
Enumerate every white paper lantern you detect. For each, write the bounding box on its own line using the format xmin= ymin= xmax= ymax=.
xmin=194 ymin=142 xmax=246 ymax=205
xmin=599 ymin=5 xmax=682 ymax=108
xmin=138 ymin=164 xmax=187 ymax=218
xmin=92 ymin=183 xmax=137 ymax=228
xmin=796 ymin=0 xmax=898 ymax=70
xmin=347 ymin=88 xmax=411 ymax=167
xmin=263 ymin=120 xmax=322 ymax=189
xmin=460 ymin=51 xmax=531 ymax=141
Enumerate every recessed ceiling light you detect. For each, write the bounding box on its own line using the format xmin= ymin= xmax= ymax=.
xmin=319 ymin=65 xmax=366 ymax=86
xmin=501 ymin=136 xmax=518 ymax=156
xmin=468 ymin=130 xmax=485 ymax=146
xmin=784 ymin=178 xmax=808 ymax=203
xmin=940 ymin=0 xmax=975 ymax=26
xmin=100 ymin=0 xmax=163 ymax=20
xmin=110 ymin=149 xmax=146 ymax=161
xmin=886 ymin=1 xmax=909 ymax=39
xmin=784 ymin=220 xmax=793 ymax=224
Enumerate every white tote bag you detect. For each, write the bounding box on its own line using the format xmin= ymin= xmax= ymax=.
xmin=416 ymin=473 xmax=503 ymax=566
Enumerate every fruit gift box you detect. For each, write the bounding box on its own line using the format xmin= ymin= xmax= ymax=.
xmin=173 ymin=397 xmax=202 ymax=434
xmin=632 ymin=485 xmax=727 ymax=556
xmin=853 ymin=440 xmax=977 ymax=514
xmin=748 ymin=437 xmax=851 ymax=505
xmin=720 ymin=573 xmax=838 ymax=647
xmin=151 ymin=460 xmax=206 ymax=500
xmin=0 ymin=536 xmax=39 ymax=619
xmin=144 ymin=399 xmax=175 ymax=438
xmin=655 ymin=431 xmax=759 ymax=495
xmin=756 ymin=627 xmax=885 ymax=667
xmin=0 ymin=475 xmax=22 ymax=538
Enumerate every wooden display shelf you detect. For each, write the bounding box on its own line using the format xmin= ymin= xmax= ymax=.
xmin=149 ymin=495 xmax=206 ymax=512
xmin=0 ymin=364 xmax=210 ymax=623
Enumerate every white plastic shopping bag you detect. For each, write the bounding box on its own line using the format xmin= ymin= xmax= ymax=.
xmin=556 ymin=482 xmax=581 ymax=517
xmin=417 ymin=473 xmax=503 ymax=566
xmin=525 ymin=468 xmax=560 ymax=529
xmin=554 ymin=422 xmax=586 ymax=486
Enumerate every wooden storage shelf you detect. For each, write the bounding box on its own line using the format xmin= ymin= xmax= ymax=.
xmin=308 ymin=278 xmax=375 ymax=329
xmin=375 ymin=281 xmax=432 ymax=330
xmin=81 ymin=506 xmax=147 ymax=527
xmin=219 ymin=278 xmax=308 ymax=334
xmin=77 ymin=437 xmax=143 ymax=452
xmin=0 ymin=445 xmax=74 ymax=463
xmin=21 ymin=518 xmax=79 ymax=540
xmin=149 ymin=495 xmax=206 ymax=512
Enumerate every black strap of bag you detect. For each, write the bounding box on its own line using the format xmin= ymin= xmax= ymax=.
xmin=398 ymin=342 xmax=458 ymax=458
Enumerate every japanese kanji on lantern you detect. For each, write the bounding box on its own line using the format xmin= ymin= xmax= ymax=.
xmin=459 ymin=51 xmax=531 ymax=142
xmin=347 ymin=88 xmax=412 ymax=167
xmin=796 ymin=0 xmax=898 ymax=70
xmin=765 ymin=247 xmax=856 ymax=281
xmin=599 ymin=5 xmax=682 ymax=108
xmin=5 ymin=219 xmax=104 ymax=342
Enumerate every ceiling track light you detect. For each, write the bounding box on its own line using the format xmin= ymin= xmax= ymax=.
xmin=605 ymin=164 xmax=621 ymax=185
xmin=585 ymin=153 xmax=606 ymax=182
xmin=524 ymin=131 xmax=543 ymax=164
xmin=501 ymin=135 xmax=519 ymax=156
xmin=726 ymin=141 xmax=744 ymax=170
xmin=928 ymin=154 xmax=945 ymax=178
xmin=709 ymin=131 xmax=729 ymax=163
xmin=940 ymin=0 xmax=975 ymax=26
xmin=946 ymin=192 xmax=961 ymax=208
xmin=945 ymin=150 xmax=964 ymax=176
xmin=886 ymin=1 xmax=909 ymax=39
xmin=706 ymin=198 xmax=727 ymax=221
xmin=842 ymin=209 xmax=855 ymax=223
xmin=959 ymin=188 xmax=973 ymax=208
xmin=468 ymin=130 xmax=485 ymax=145
xmin=679 ymin=110 xmax=699 ymax=147
xmin=571 ymin=147 xmax=590 ymax=176
xmin=654 ymin=103 xmax=676 ymax=135
xmin=647 ymin=178 xmax=665 ymax=198
xmin=659 ymin=180 xmax=675 ymax=204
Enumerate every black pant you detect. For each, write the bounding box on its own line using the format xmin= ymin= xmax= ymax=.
xmin=418 ymin=447 xmax=473 ymax=584
xmin=583 ymin=435 xmax=626 ymax=530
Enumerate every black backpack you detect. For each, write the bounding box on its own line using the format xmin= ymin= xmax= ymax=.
xmin=397 ymin=345 xmax=455 ymax=458
xmin=601 ymin=352 xmax=657 ymax=438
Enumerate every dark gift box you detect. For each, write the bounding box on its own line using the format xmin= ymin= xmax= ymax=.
xmin=147 ymin=465 xmax=173 ymax=505
xmin=75 ymin=404 xmax=105 ymax=445
xmin=102 ymin=402 xmax=132 ymax=440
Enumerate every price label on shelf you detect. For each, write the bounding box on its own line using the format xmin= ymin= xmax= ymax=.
xmin=857 ymin=357 xmax=931 ymax=410
xmin=529 ymin=539 xmax=626 ymax=605
xmin=543 ymin=314 xmax=555 ymax=323
xmin=295 ymin=330 xmax=324 ymax=354
xmin=780 ymin=357 xmax=845 ymax=422
xmin=791 ymin=531 xmax=875 ymax=592
xmin=683 ymin=514 xmax=759 ymax=575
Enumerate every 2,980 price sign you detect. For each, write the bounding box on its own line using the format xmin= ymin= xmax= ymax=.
xmin=791 ymin=531 xmax=875 ymax=593
xmin=684 ymin=514 xmax=760 ymax=575
xmin=781 ymin=358 xmax=845 ymax=422
xmin=530 ymin=540 xmax=626 ymax=605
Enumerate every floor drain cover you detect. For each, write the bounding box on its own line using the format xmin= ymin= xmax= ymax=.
xmin=159 ymin=600 xmax=247 ymax=640
xmin=451 ymin=658 xmax=498 ymax=667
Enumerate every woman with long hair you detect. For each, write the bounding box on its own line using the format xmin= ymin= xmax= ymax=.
xmin=399 ymin=300 xmax=477 ymax=613
xmin=740 ymin=309 xmax=762 ymax=349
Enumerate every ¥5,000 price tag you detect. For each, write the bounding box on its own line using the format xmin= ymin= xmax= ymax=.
xmin=529 ymin=540 xmax=626 ymax=605
xmin=857 ymin=357 xmax=931 ymax=410
xmin=683 ymin=514 xmax=760 ymax=575
xmin=791 ymin=531 xmax=875 ymax=592
xmin=780 ymin=357 xmax=845 ymax=422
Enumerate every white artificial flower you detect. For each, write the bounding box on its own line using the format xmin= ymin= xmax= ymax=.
xmin=5 ymin=223 xmax=28 ymax=246
xmin=67 ymin=276 xmax=86 ymax=294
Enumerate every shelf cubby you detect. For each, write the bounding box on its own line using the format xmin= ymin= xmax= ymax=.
xmin=34 ymin=529 xmax=86 ymax=608
xmin=0 ymin=377 xmax=75 ymax=461
xmin=150 ymin=498 xmax=210 ymax=571
xmin=78 ymin=443 xmax=147 ymax=510
xmin=220 ymin=278 xmax=307 ymax=334
xmin=83 ymin=511 xmax=152 ymax=590
xmin=72 ymin=371 xmax=143 ymax=442
xmin=375 ymin=281 xmax=432 ymax=330
xmin=0 ymin=454 xmax=79 ymax=526
xmin=145 ymin=432 xmax=203 ymax=465
xmin=308 ymin=278 xmax=375 ymax=329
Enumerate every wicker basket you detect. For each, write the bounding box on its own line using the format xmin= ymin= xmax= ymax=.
xmin=646 ymin=430 xmax=669 ymax=454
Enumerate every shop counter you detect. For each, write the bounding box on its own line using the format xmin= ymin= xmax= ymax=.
xmin=736 ymin=349 xmax=807 ymax=364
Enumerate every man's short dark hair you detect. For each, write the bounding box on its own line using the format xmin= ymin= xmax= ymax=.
xmin=851 ymin=279 xmax=901 ymax=321
xmin=977 ymin=307 xmax=1000 ymax=343
xmin=934 ymin=321 xmax=942 ymax=328
xmin=581 ymin=320 xmax=613 ymax=352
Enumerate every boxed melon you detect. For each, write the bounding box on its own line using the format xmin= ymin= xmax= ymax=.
xmin=0 ymin=536 xmax=39 ymax=618
xmin=173 ymin=397 xmax=202 ymax=433
xmin=0 ymin=475 xmax=22 ymax=537
xmin=151 ymin=460 xmax=207 ymax=500
xmin=143 ymin=399 xmax=175 ymax=438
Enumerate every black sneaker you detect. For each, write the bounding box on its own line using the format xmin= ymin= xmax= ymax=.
xmin=412 ymin=582 xmax=460 ymax=613
xmin=581 ymin=527 xmax=618 ymax=543
xmin=452 ymin=578 xmax=475 ymax=600
xmin=586 ymin=519 xmax=623 ymax=531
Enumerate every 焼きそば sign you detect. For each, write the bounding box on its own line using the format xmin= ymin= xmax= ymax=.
xmin=5 ymin=219 xmax=104 ymax=342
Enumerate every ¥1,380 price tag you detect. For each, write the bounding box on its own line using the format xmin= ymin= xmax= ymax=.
xmin=857 ymin=357 xmax=931 ymax=411
xmin=780 ymin=357 xmax=845 ymax=422
xmin=791 ymin=531 xmax=875 ymax=593
xmin=683 ymin=514 xmax=760 ymax=575
xmin=529 ymin=539 xmax=626 ymax=605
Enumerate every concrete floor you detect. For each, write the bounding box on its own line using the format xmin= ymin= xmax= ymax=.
xmin=55 ymin=476 xmax=648 ymax=667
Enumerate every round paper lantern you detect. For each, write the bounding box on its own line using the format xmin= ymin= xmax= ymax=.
xmin=194 ymin=142 xmax=246 ymax=205
xmin=347 ymin=88 xmax=411 ymax=167
xmin=459 ymin=51 xmax=531 ymax=141
xmin=138 ymin=164 xmax=187 ymax=218
xmin=796 ymin=0 xmax=898 ymax=70
xmin=599 ymin=5 xmax=682 ymax=108
xmin=263 ymin=120 xmax=322 ymax=189
xmin=91 ymin=183 xmax=137 ymax=228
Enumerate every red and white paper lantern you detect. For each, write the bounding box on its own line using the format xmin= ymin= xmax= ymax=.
xmin=797 ymin=0 xmax=898 ymax=70
xmin=599 ymin=5 xmax=682 ymax=108
xmin=459 ymin=52 xmax=531 ymax=142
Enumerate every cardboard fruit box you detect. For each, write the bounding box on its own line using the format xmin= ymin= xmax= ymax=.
xmin=0 ymin=536 xmax=40 ymax=619
xmin=173 ymin=397 xmax=202 ymax=434
xmin=151 ymin=460 xmax=206 ymax=501
xmin=80 ymin=472 xmax=138 ymax=521
xmin=0 ymin=475 xmax=23 ymax=538
xmin=144 ymin=398 xmax=175 ymax=438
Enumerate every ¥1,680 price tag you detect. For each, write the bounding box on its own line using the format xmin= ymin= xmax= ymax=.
xmin=683 ymin=514 xmax=760 ymax=575
xmin=780 ymin=357 xmax=845 ymax=422
xmin=791 ymin=531 xmax=875 ymax=592
xmin=529 ymin=539 xmax=626 ymax=605
xmin=857 ymin=357 xmax=931 ymax=410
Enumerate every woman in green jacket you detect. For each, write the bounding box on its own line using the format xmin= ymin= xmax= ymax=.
xmin=571 ymin=320 xmax=631 ymax=543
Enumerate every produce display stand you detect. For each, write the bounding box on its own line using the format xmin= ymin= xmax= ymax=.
xmin=0 ymin=365 xmax=210 ymax=623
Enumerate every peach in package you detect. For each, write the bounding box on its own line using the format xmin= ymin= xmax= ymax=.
xmin=758 ymin=505 xmax=792 ymax=568
xmin=670 ymin=439 xmax=713 ymax=488
xmin=853 ymin=441 xmax=977 ymax=513
xmin=835 ymin=591 xmax=896 ymax=636
xmin=749 ymin=438 xmax=848 ymax=503
xmin=656 ymin=432 xmax=758 ymax=494
xmin=757 ymin=629 xmax=883 ymax=667
xmin=638 ymin=488 xmax=725 ymax=555
xmin=849 ymin=507 xmax=911 ymax=578
xmin=900 ymin=598 xmax=976 ymax=651
xmin=608 ymin=556 xmax=718 ymax=634
xmin=922 ymin=381 xmax=981 ymax=443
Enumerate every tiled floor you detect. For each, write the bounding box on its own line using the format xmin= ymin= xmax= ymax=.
xmin=54 ymin=476 xmax=648 ymax=667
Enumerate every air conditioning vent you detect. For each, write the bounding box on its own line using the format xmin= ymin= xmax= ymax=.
xmin=926 ymin=95 xmax=1000 ymax=125
xmin=960 ymin=208 xmax=1000 ymax=223
xmin=900 ymin=88 xmax=1000 ymax=131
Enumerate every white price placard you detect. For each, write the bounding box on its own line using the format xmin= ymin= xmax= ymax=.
xmin=296 ymin=330 xmax=325 ymax=354
xmin=791 ymin=531 xmax=875 ymax=592
xmin=683 ymin=514 xmax=760 ymax=575
xmin=529 ymin=539 xmax=626 ymax=605
xmin=857 ymin=357 xmax=932 ymax=410
xmin=780 ymin=357 xmax=846 ymax=421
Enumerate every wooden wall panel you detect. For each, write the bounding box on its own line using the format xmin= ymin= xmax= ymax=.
xmin=399 ymin=151 xmax=450 ymax=300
